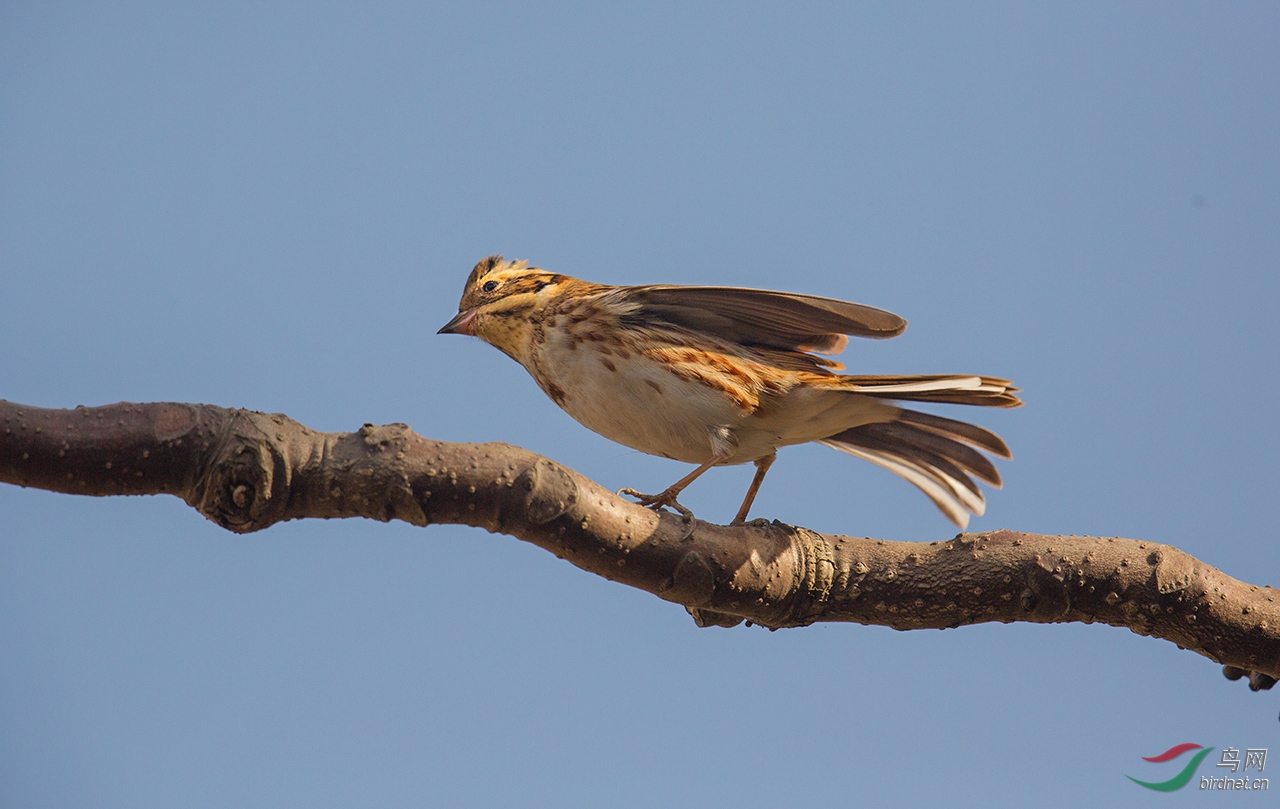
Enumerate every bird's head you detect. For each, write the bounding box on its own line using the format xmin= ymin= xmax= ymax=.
xmin=438 ymin=255 xmax=566 ymax=363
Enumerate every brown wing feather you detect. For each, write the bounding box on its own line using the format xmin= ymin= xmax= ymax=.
xmin=622 ymin=285 xmax=907 ymax=354
xmin=744 ymin=345 xmax=846 ymax=374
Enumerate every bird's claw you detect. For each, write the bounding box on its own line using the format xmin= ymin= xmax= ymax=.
xmin=618 ymin=487 xmax=697 ymax=539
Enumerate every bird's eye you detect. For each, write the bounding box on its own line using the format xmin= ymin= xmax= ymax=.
xmin=482 ymin=280 xmax=499 ymax=293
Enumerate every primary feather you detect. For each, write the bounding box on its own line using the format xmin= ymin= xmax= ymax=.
xmin=624 ymin=284 xmax=906 ymax=355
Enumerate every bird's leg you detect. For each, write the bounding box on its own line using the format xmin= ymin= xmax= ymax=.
xmin=619 ymin=455 xmax=723 ymax=535
xmin=731 ymin=453 xmax=775 ymax=525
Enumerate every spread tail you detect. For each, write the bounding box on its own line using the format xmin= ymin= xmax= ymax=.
xmin=819 ymin=375 xmax=1020 ymax=527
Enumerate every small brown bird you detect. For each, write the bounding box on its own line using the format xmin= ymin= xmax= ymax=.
xmin=439 ymin=256 xmax=1021 ymax=528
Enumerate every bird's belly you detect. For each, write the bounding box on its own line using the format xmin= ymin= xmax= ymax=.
xmin=534 ymin=342 xmax=752 ymax=465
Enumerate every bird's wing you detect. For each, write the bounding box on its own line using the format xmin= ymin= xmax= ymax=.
xmin=620 ymin=285 xmax=907 ymax=355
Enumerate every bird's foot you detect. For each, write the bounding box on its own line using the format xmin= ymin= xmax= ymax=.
xmin=618 ymin=487 xmax=696 ymax=539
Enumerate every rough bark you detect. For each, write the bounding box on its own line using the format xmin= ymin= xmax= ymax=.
xmin=2 ymin=399 xmax=1276 ymax=690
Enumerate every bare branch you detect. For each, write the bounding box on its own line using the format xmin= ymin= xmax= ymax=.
xmin=2 ymin=399 xmax=1276 ymax=689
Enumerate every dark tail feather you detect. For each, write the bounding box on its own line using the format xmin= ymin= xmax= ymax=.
xmin=897 ymin=409 xmax=1012 ymax=459
xmin=839 ymin=421 xmax=1002 ymax=486
xmin=821 ymin=406 xmax=1013 ymax=528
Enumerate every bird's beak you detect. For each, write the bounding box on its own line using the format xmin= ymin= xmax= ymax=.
xmin=438 ymin=307 xmax=478 ymax=336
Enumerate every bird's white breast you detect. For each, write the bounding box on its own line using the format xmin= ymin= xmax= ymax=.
xmin=529 ymin=326 xmax=752 ymax=465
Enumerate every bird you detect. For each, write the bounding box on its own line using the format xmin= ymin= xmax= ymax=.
xmin=439 ymin=255 xmax=1021 ymax=529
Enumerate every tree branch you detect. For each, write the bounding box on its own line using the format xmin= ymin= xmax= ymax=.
xmin=2 ymin=399 xmax=1276 ymax=690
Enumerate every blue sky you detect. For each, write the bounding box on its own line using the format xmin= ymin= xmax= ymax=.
xmin=2 ymin=3 xmax=1278 ymax=806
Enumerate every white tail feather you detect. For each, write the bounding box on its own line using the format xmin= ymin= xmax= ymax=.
xmin=844 ymin=376 xmax=985 ymax=395
xmin=819 ymin=440 xmax=987 ymax=528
